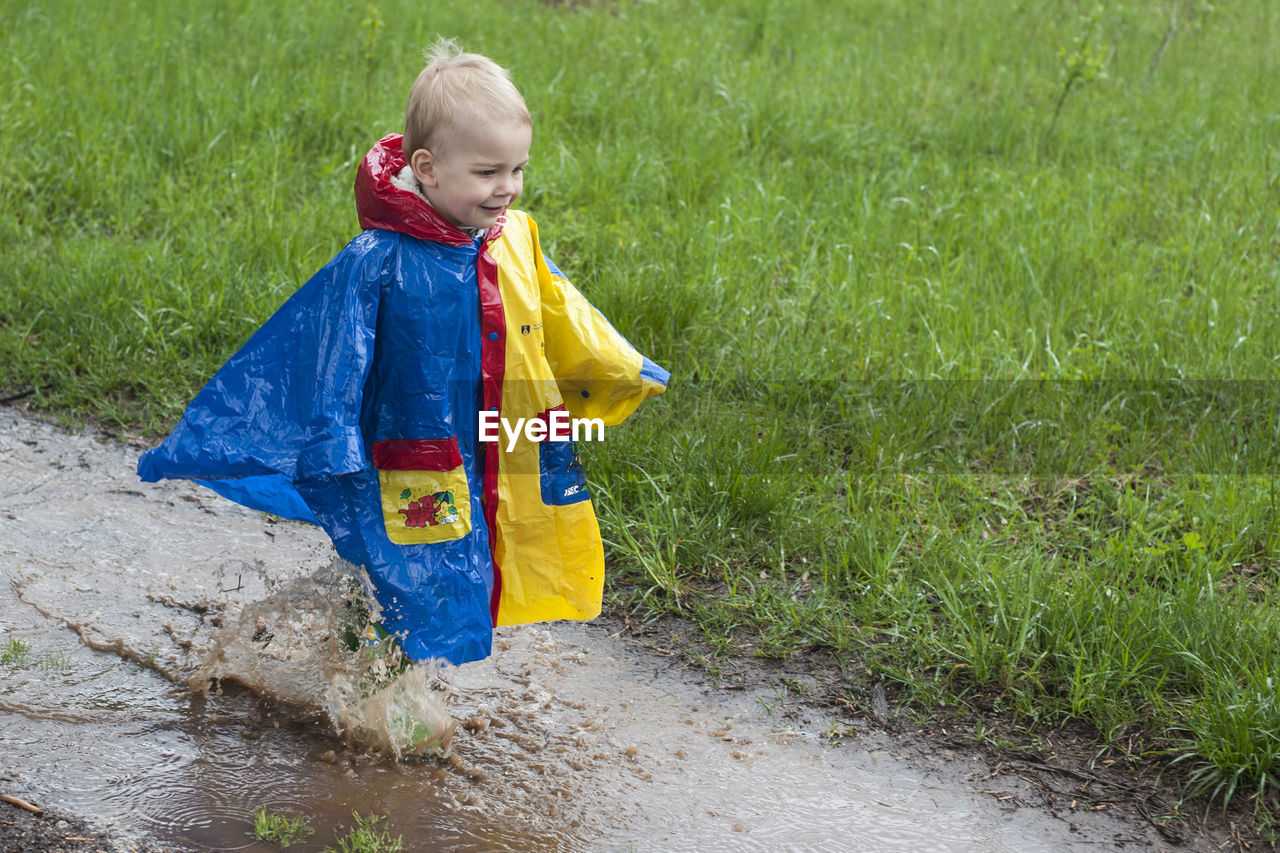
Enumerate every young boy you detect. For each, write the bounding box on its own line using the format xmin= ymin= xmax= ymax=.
xmin=137 ymin=41 xmax=669 ymax=666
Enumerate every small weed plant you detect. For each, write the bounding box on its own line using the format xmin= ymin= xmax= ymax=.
xmin=1 ymin=638 xmax=31 ymax=666
xmin=1046 ymin=2 xmax=1108 ymax=141
xmin=250 ymin=808 xmax=312 ymax=848
xmin=35 ymin=650 xmax=71 ymax=671
xmin=1 ymin=639 xmax=71 ymax=670
xmin=325 ymin=812 xmax=404 ymax=853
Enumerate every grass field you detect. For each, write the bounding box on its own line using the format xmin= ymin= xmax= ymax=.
xmin=3 ymin=0 xmax=1279 ymax=828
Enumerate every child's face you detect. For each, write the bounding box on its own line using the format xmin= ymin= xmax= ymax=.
xmin=411 ymin=116 xmax=532 ymax=231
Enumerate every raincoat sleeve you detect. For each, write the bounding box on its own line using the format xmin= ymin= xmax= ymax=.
xmin=528 ymin=220 xmax=669 ymax=424
xmin=136 ymin=233 xmax=391 ymax=522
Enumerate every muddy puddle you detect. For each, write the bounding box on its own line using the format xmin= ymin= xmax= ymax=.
xmin=0 ymin=409 xmax=1158 ymax=851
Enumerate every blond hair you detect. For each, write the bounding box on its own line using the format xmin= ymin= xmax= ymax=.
xmin=402 ymin=39 xmax=531 ymax=160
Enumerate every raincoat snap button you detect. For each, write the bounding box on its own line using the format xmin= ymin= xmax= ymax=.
xmin=581 ymin=390 xmax=590 ymax=398
xmin=488 ymin=332 xmax=499 ymax=341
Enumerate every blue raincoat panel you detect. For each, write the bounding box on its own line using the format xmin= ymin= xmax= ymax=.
xmin=139 ymin=230 xmax=497 ymax=663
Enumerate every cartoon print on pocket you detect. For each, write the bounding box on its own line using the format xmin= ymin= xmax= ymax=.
xmin=375 ymin=438 xmax=471 ymax=544
xmin=398 ymin=489 xmax=460 ymax=527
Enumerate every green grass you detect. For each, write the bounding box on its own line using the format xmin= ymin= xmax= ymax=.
xmin=250 ymin=808 xmax=313 ymax=849
xmin=3 ymin=0 xmax=1280 ymax=822
xmin=0 ymin=638 xmax=67 ymax=670
xmin=324 ymin=813 xmax=403 ymax=853
xmin=1 ymin=638 xmax=31 ymax=666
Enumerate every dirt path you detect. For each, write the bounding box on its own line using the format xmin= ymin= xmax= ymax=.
xmin=0 ymin=406 xmax=1217 ymax=851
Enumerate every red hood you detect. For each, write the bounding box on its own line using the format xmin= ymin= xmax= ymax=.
xmin=354 ymin=133 xmax=503 ymax=246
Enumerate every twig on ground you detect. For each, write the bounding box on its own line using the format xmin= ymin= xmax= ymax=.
xmin=1006 ymin=758 xmax=1160 ymax=800
xmin=0 ymin=390 xmax=36 ymax=405
xmin=1 ymin=794 xmax=43 ymax=815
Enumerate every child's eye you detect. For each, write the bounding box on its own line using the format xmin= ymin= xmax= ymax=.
xmin=478 ymin=169 xmax=497 ymax=177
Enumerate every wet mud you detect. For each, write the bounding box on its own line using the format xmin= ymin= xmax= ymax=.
xmin=1 ymin=408 xmax=1174 ymax=851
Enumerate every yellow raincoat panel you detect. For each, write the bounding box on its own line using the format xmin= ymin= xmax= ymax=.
xmin=487 ymin=212 xmax=667 ymax=625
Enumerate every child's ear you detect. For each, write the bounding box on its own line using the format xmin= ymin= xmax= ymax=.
xmin=410 ymin=149 xmax=438 ymax=187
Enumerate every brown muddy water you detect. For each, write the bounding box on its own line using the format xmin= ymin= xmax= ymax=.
xmin=0 ymin=409 xmax=1157 ymax=852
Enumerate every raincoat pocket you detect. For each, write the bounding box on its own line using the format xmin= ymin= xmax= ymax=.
xmin=373 ymin=438 xmax=472 ymax=545
xmin=536 ymin=406 xmax=590 ymax=506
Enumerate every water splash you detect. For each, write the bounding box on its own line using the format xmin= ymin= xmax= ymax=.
xmin=190 ymin=560 xmax=455 ymax=758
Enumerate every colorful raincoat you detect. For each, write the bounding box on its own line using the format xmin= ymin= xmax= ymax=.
xmin=137 ymin=133 xmax=669 ymax=664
